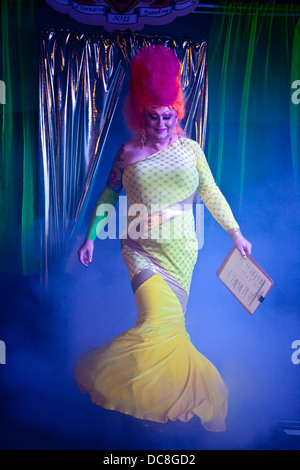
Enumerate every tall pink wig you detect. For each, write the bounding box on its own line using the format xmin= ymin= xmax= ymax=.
xmin=123 ymin=45 xmax=185 ymax=134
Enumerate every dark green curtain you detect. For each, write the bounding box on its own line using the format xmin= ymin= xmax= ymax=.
xmin=206 ymin=2 xmax=300 ymax=217
xmin=0 ymin=0 xmax=37 ymax=275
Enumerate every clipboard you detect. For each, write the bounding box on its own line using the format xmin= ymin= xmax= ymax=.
xmin=217 ymin=247 xmax=274 ymax=315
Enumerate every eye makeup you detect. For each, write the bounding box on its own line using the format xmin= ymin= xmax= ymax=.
xmin=148 ymin=113 xmax=172 ymax=120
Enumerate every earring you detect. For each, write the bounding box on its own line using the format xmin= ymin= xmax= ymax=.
xmin=140 ymin=128 xmax=147 ymax=149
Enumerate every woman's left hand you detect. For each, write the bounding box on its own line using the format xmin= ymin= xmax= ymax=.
xmin=233 ymin=235 xmax=252 ymax=258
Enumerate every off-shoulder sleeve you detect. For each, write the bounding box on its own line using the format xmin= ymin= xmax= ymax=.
xmin=189 ymin=140 xmax=239 ymax=232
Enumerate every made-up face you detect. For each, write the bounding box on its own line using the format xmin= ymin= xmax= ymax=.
xmin=144 ymin=106 xmax=178 ymax=145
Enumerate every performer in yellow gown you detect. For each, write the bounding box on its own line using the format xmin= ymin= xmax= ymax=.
xmin=75 ymin=45 xmax=252 ymax=432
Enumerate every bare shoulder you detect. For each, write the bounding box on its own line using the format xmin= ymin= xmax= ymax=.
xmin=121 ymin=139 xmax=146 ymax=165
xmin=123 ymin=140 xmax=143 ymax=155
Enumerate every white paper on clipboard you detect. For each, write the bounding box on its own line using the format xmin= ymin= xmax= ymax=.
xmin=217 ymin=247 xmax=274 ymax=314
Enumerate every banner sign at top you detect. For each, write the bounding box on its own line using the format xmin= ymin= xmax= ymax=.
xmin=46 ymin=0 xmax=199 ymax=32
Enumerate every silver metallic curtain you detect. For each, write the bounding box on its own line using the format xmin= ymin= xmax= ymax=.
xmin=39 ymin=30 xmax=208 ymax=281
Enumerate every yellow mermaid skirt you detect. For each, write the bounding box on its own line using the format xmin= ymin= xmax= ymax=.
xmin=74 ymin=273 xmax=228 ymax=432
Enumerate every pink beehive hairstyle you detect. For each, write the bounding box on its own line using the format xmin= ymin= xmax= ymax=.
xmin=123 ymin=44 xmax=185 ymax=133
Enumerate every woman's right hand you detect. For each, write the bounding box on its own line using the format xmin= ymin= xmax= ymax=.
xmin=77 ymin=238 xmax=94 ymax=267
